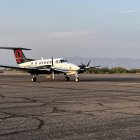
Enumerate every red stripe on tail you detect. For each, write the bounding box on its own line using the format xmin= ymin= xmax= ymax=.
xmin=14 ymin=49 xmax=23 ymax=63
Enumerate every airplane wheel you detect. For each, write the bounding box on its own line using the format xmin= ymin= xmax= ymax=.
xmin=64 ymin=77 xmax=70 ymax=81
xmin=32 ymin=76 xmax=37 ymax=82
xmin=75 ymin=78 xmax=79 ymax=82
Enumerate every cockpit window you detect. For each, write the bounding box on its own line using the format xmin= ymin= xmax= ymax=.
xmin=60 ymin=60 xmax=64 ymax=63
xmin=60 ymin=59 xmax=68 ymax=63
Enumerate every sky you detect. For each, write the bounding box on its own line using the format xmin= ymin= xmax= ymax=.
xmin=0 ymin=0 xmax=140 ymax=64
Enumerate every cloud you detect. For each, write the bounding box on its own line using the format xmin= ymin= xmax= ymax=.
xmin=0 ymin=30 xmax=101 ymax=60
xmin=119 ymin=10 xmax=136 ymax=14
xmin=0 ymin=31 xmax=97 ymax=45
xmin=49 ymin=31 xmax=91 ymax=38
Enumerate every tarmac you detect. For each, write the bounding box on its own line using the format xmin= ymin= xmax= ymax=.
xmin=0 ymin=72 xmax=140 ymax=140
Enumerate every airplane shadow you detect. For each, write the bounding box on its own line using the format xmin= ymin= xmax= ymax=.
xmin=39 ymin=76 xmax=140 ymax=83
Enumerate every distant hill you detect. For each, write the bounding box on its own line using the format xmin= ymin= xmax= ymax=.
xmin=66 ymin=57 xmax=140 ymax=69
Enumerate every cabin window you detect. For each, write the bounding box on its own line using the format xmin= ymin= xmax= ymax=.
xmin=39 ymin=62 xmax=41 ymax=65
xmin=55 ymin=60 xmax=58 ymax=64
xmin=31 ymin=62 xmax=33 ymax=65
xmin=35 ymin=62 xmax=37 ymax=65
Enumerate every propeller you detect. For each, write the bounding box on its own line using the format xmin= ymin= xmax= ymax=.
xmin=79 ymin=60 xmax=100 ymax=70
xmin=80 ymin=60 xmax=91 ymax=69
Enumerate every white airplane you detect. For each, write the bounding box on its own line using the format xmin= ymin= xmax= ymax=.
xmin=0 ymin=47 xmax=98 ymax=82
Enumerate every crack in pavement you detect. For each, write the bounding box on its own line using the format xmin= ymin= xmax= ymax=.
xmin=52 ymin=106 xmax=96 ymax=117
xmin=16 ymin=97 xmax=38 ymax=103
xmin=0 ymin=94 xmax=5 ymax=98
xmin=0 ymin=111 xmax=45 ymax=137
xmin=96 ymin=103 xmax=140 ymax=116
xmin=50 ymin=102 xmax=140 ymax=118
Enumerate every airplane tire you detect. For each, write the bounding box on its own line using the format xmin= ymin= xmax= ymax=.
xmin=64 ymin=77 xmax=70 ymax=81
xmin=32 ymin=76 xmax=37 ymax=82
xmin=75 ymin=78 xmax=79 ymax=82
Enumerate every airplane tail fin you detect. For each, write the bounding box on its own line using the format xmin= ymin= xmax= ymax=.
xmin=0 ymin=47 xmax=33 ymax=64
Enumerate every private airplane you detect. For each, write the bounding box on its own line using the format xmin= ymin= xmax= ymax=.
xmin=0 ymin=47 xmax=98 ymax=82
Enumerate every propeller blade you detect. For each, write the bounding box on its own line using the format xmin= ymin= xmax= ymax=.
xmin=87 ymin=60 xmax=91 ymax=67
xmin=81 ymin=63 xmax=86 ymax=67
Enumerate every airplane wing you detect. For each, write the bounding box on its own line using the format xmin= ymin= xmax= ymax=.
xmin=0 ymin=65 xmax=52 ymax=74
xmin=0 ymin=65 xmax=67 ymax=75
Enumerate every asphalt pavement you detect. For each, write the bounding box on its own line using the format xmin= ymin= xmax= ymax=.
xmin=0 ymin=73 xmax=140 ymax=140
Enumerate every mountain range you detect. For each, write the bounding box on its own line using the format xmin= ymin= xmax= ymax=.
xmin=66 ymin=57 xmax=140 ymax=69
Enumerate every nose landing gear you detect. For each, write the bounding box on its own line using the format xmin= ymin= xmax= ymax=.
xmin=75 ymin=73 xmax=79 ymax=82
xmin=64 ymin=73 xmax=79 ymax=82
xmin=75 ymin=77 xmax=79 ymax=82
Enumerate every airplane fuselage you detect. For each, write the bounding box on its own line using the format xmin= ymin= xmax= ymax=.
xmin=19 ymin=58 xmax=80 ymax=75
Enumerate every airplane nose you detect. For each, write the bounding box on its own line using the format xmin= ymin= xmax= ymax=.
xmin=69 ymin=63 xmax=80 ymax=71
xmin=74 ymin=65 xmax=80 ymax=71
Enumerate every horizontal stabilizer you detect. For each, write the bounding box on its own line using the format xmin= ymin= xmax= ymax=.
xmin=0 ymin=47 xmax=31 ymax=50
xmin=0 ymin=47 xmax=32 ymax=64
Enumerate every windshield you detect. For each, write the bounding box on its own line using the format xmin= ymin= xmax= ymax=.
xmin=60 ymin=59 xmax=68 ymax=63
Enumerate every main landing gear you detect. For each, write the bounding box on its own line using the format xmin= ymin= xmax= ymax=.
xmin=31 ymin=76 xmax=37 ymax=82
xmin=64 ymin=76 xmax=70 ymax=81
